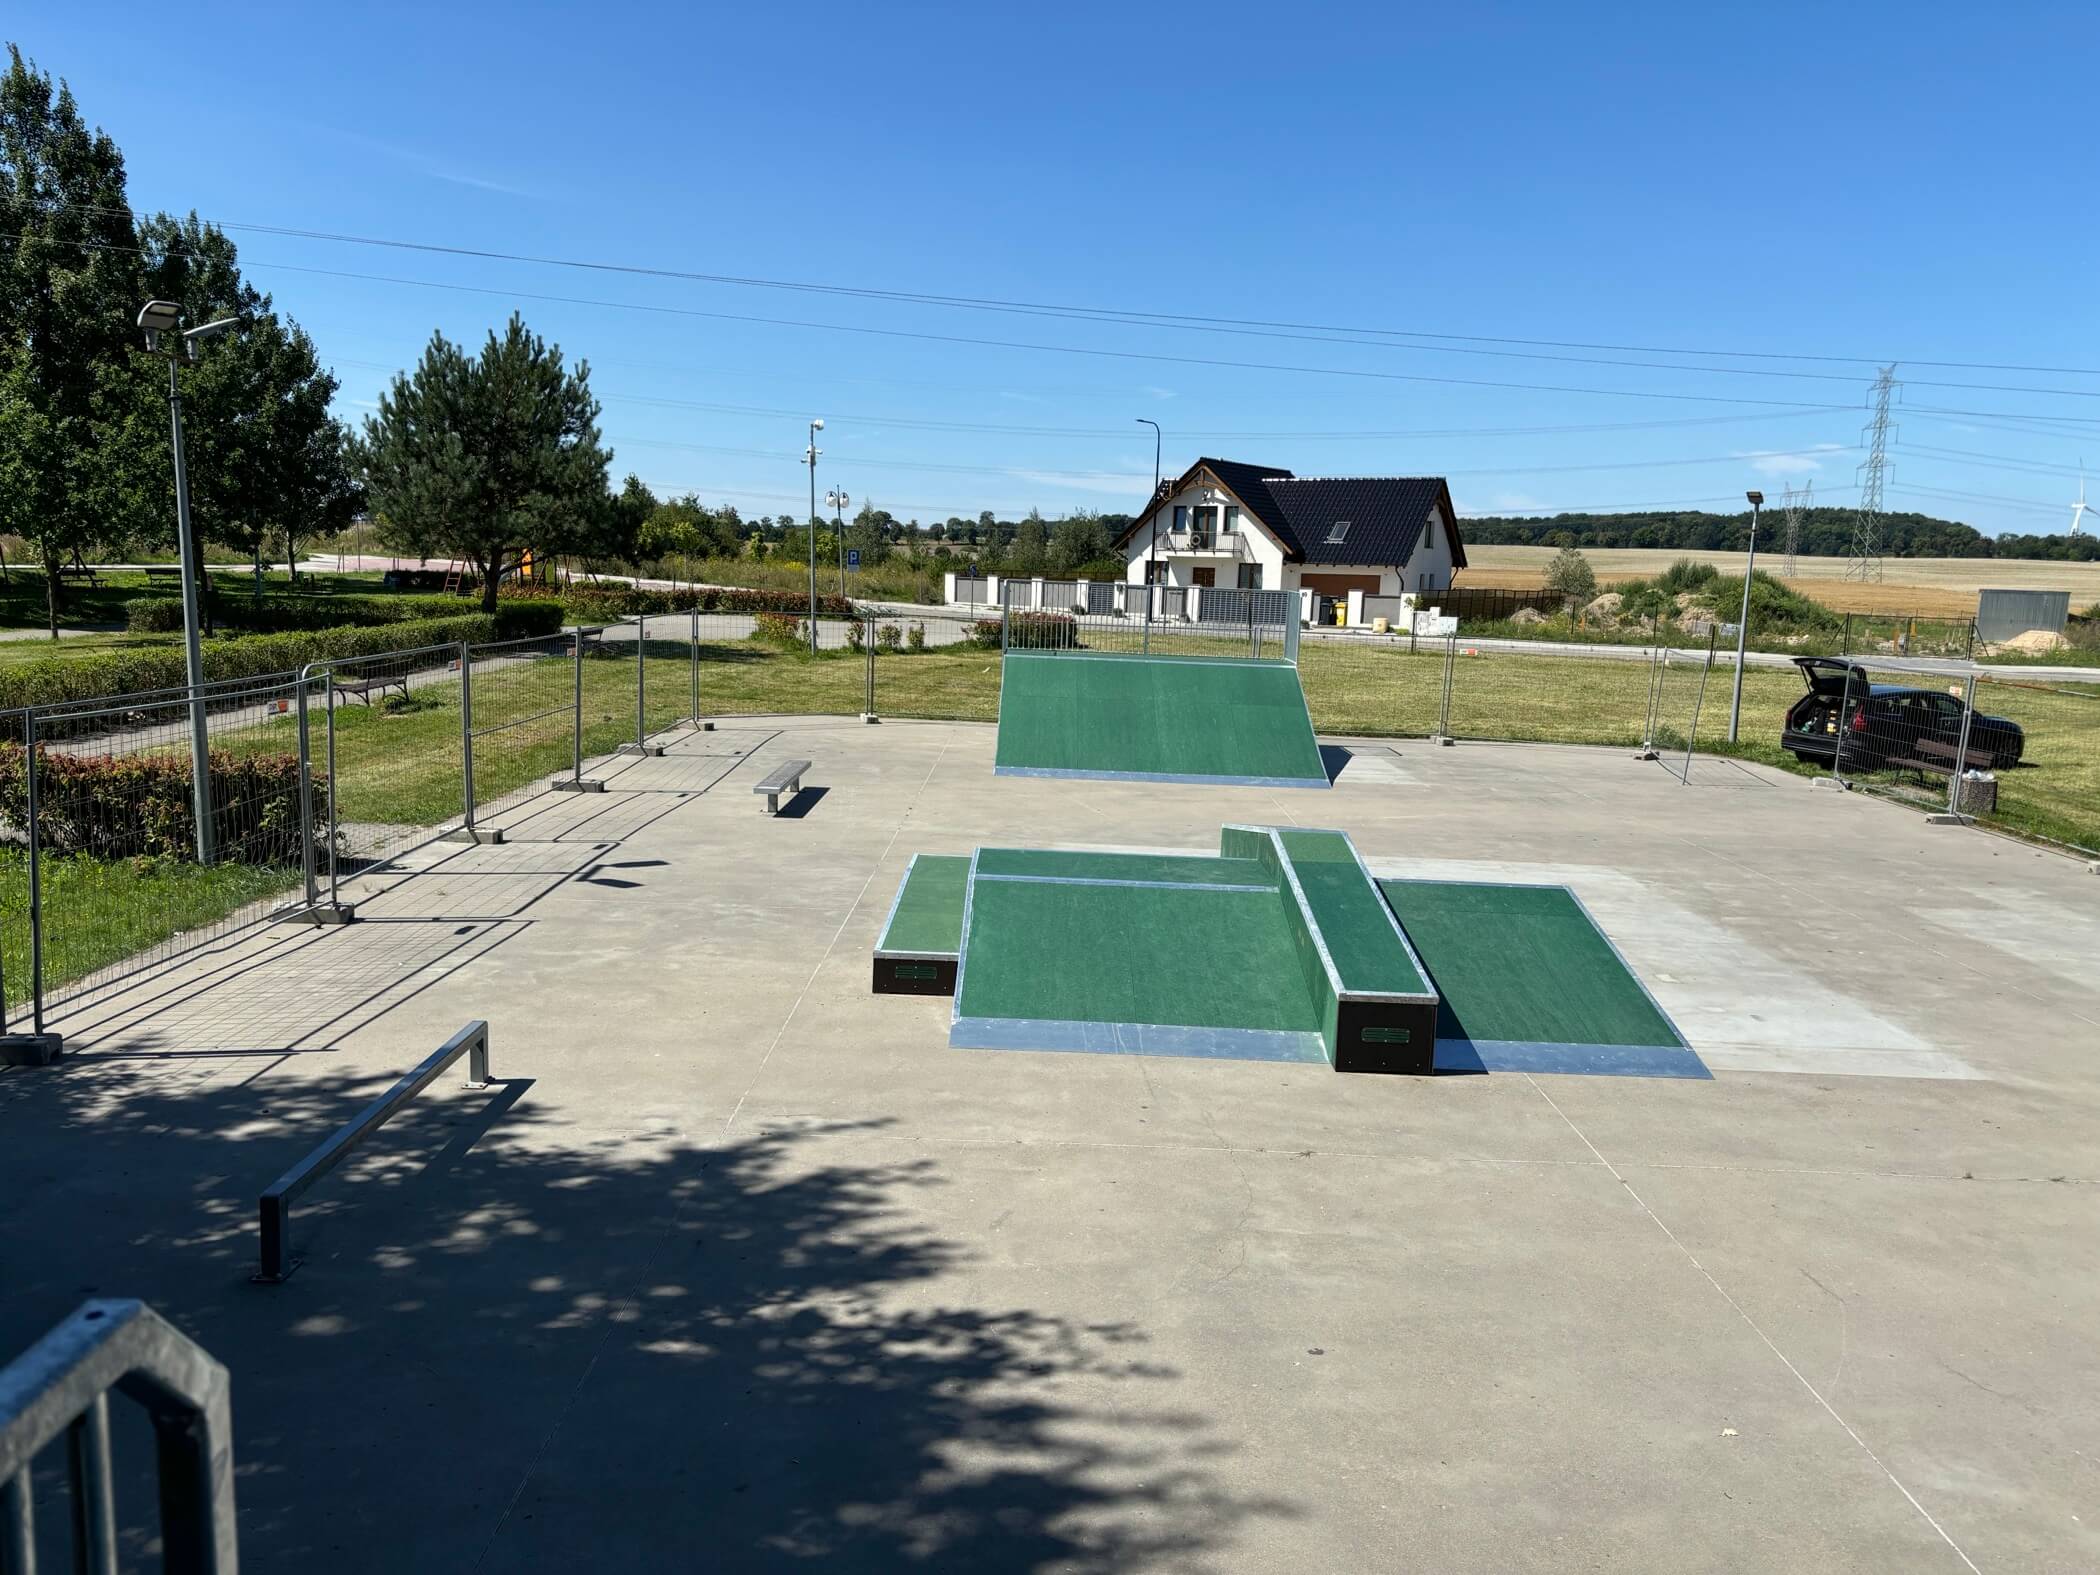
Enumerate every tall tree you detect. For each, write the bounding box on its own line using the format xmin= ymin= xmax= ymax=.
xmin=351 ymin=314 xmax=611 ymax=611
xmin=0 ymin=45 xmax=141 ymax=635
xmin=110 ymin=214 xmax=358 ymax=603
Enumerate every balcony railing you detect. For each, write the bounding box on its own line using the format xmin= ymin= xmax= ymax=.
xmin=1158 ymin=529 xmax=1247 ymax=559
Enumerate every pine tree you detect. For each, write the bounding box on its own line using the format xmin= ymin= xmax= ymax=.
xmin=351 ymin=314 xmax=611 ymax=611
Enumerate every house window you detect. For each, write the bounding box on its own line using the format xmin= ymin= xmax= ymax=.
xmin=1325 ymin=520 xmax=1351 ymax=545
xmin=1145 ymin=560 xmax=1166 ymax=585
xmin=1424 ymin=516 xmax=1435 ymax=550
xmin=1223 ymin=505 xmax=1239 ymax=534
xmin=1191 ymin=505 xmax=1218 ymax=546
xmin=1172 ymin=505 xmax=1187 ymax=533
xmin=1237 ymin=564 xmax=1263 ymax=590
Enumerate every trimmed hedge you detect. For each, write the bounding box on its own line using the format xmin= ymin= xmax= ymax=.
xmin=504 ymin=583 xmax=857 ymax=623
xmin=125 ymin=592 xmax=461 ymax=635
xmin=0 ymin=603 xmax=565 ymax=713
xmin=0 ymin=745 xmax=324 ymax=863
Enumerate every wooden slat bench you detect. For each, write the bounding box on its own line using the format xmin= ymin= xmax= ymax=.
xmin=753 ymin=759 xmax=812 ymax=815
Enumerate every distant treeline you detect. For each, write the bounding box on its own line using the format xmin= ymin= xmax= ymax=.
xmin=1462 ymin=508 xmax=2100 ymax=562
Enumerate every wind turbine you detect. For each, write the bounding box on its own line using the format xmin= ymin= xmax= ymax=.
xmin=2072 ymin=461 xmax=2090 ymax=537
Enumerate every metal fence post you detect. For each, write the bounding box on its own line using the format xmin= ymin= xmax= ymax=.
xmin=688 ymin=607 xmax=701 ymax=728
xmin=25 ymin=708 xmax=45 ymax=1038
xmin=552 ymin=626 xmax=606 ymax=791
xmin=1945 ymin=671 xmax=1980 ymax=820
xmin=573 ymin=627 xmax=585 ymax=781
xmin=459 ymin=640 xmax=476 ymax=832
xmin=326 ymin=675 xmax=340 ymax=905
xmin=296 ymin=675 xmax=319 ymax=911
xmin=1001 ymin=589 xmax=1011 ymax=654
xmin=635 ymin=614 xmax=646 ymax=749
xmin=863 ymin=617 xmax=878 ymax=722
xmin=1431 ymin=631 xmax=1457 ymax=744
xmin=1634 ymin=645 xmax=1663 ymax=760
xmin=1680 ymin=626 xmax=1719 ymax=785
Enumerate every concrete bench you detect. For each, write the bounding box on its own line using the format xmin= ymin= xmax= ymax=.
xmin=753 ymin=759 xmax=812 ymax=815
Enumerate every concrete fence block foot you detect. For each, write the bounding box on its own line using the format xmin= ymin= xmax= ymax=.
xmin=0 ymin=1033 xmax=63 ymax=1067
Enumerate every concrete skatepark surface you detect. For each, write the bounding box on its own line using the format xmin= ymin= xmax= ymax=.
xmin=3 ymin=718 xmax=2097 ymax=1571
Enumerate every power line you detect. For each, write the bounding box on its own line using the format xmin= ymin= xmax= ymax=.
xmin=11 ymin=194 xmax=2100 ymax=377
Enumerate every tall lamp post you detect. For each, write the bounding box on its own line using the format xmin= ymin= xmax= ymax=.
xmin=827 ymin=486 xmax=851 ymax=595
xmin=1729 ymin=490 xmax=1763 ymax=743
xmin=139 ymin=300 xmax=238 ymax=866
xmin=1136 ymin=418 xmax=1161 ymax=650
xmin=805 ymin=418 xmax=824 ymax=655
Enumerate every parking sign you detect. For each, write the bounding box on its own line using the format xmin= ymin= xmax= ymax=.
xmin=846 ymin=549 xmax=861 ymax=569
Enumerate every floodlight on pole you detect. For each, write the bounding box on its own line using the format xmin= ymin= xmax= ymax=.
xmin=1728 ymin=490 xmax=1763 ymax=743
xmin=1136 ymin=418 xmax=1161 ymax=651
xmin=138 ymin=300 xmax=238 ymax=865
xmin=805 ymin=419 xmax=824 ymax=655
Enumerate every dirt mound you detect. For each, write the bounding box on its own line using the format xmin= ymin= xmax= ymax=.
xmin=1583 ymin=592 xmax=1624 ymax=622
xmin=1990 ymin=629 xmax=2070 ymax=655
xmin=1510 ymin=607 xmax=1548 ymax=625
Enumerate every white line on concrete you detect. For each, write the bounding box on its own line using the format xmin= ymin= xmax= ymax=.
xmin=1524 ymin=1075 xmax=1984 ymax=1574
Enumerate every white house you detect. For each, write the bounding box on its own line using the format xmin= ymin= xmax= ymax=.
xmin=1113 ymin=458 xmax=1465 ymax=600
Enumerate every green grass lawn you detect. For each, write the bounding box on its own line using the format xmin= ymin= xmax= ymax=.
xmin=9 ymin=632 xmax=2093 ymax=1012
xmin=0 ymin=848 xmax=298 ymax=1010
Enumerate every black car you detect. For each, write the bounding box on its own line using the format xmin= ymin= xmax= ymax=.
xmin=1781 ymin=657 xmax=2024 ymax=771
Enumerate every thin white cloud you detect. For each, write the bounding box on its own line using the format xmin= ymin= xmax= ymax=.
xmin=1009 ymin=469 xmax=1151 ymax=494
xmin=1738 ymin=444 xmax=1846 ymax=477
xmin=1140 ymin=385 xmax=1179 ymax=402
xmin=315 ymin=125 xmax=549 ymax=200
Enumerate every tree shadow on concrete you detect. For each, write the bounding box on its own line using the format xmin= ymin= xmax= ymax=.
xmin=0 ymin=1058 xmax=1292 ymax=1572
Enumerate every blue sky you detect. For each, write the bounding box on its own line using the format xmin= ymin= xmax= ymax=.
xmin=19 ymin=1 xmax=2100 ymax=534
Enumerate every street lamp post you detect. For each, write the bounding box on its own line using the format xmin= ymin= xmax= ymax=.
xmin=138 ymin=301 xmax=238 ymax=866
xmin=805 ymin=419 xmax=824 ymax=656
xmin=1136 ymin=418 xmax=1161 ymax=651
xmin=1729 ymin=490 xmax=1763 ymax=743
xmin=827 ymin=486 xmax=851 ymax=595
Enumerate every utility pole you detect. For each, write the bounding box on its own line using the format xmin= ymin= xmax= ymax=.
xmin=1729 ymin=491 xmax=1761 ymax=743
xmin=1846 ymin=366 xmax=1896 ymax=583
xmin=1780 ymin=479 xmax=1809 ymax=579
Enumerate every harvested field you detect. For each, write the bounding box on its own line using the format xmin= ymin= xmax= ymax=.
xmin=1460 ymin=546 xmax=2100 ymax=617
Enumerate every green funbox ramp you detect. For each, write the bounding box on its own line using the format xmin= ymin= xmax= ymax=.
xmin=874 ymin=830 xmax=1707 ymax=1079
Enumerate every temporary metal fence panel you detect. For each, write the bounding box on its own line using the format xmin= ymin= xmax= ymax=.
xmin=689 ymin=612 xmax=873 ymax=723
xmin=1650 ymin=637 xmax=1720 ymax=783
xmin=463 ymin=630 xmax=585 ymax=820
xmin=0 ymin=1298 xmax=239 ymax=1574
xmin=5 ymin=671 xmax=323 ymax=1023
xmin=1438 ymin=636 xmax=1661 ymax=751
xmin=871 ymin=613 xmax=1003 ymax=722
xmin=1292 ymin=629 xmax=1446 ymax=738
xmin=309 ymin=641 xmax=467 ymax=906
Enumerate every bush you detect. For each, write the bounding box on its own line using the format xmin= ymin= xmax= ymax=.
xmin=967 ymin=619 xmax=1002 ymax=651
xmin=0 ymin=603 xmax=563 ymax=713
xmin=1007 ymin=612 xmax=1078 ymax=649
xmin=877 ymin=623 xmax=902 ymax=652
xmin=1654 ymin=558 xmax=1720 ymax=596
xmin=1700 ymin=570 xmax=1839 ymax=632
xmin=525 ymin=583 xmax=857 ymax=625
xmin=905 ymin=622 xmax=926 ymax=652
xmin=750 ymin=611 xmax=804 ymax=646
xmin=845 ymin=620 xmax=865 ymax=651
xmin=0 ymin=745 xmax=325 ymax=865
xmin=1543 ymin=547 xmax=1597 ymax=606
xmin=126 ymin=592 xmax=459 ymax=636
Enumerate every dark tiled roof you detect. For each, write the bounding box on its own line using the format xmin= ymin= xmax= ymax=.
xmin=1116 ymin=458 xmax=1463 ymax=569
xmin=1261 ymin=476 xmax=1456 ymax=566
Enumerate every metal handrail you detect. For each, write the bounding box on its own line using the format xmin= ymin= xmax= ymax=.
xmin=0 ymin=1299 xmax=237 ymax=1574
xmin=255 ymin=1021 xmax=494 ymax=1282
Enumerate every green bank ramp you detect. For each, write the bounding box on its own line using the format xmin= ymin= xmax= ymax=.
xmin=994 ymin=652 xmax=1328 ymax=789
